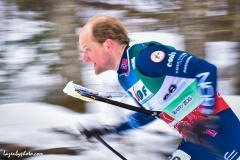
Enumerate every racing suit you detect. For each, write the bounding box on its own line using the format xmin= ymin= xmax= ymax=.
xmin=115 ymin=41 xmax=240 ymax=160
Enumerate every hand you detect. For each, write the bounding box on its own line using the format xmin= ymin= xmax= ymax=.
xmin=81 ymin=127 xmax=117 ymax=139
xmin=182 ymin=115 xmax=221 ymax=145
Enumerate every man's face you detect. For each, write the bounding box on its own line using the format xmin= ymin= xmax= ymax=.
xmin=79 ymin=29 xmax=112 ymax=75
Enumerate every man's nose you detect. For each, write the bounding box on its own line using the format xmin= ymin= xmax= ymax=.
xmin=82 ymin=53 xmax=90 ymax=62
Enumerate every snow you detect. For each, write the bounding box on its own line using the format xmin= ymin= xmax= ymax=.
xmin=0 ymin=102 xmax=178 ymax=160
xmin=0 ymin=95 xmax=239 ymax=160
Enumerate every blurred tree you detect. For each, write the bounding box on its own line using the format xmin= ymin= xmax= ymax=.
xmin=2 ymin=0 xmax=239 ymax=109
xmin=6 ymin=0 xmax=86 ymax=112
xmin=230 ymin=0 xmax=240 ymax=94
xmin=45 ymin=0 xmax=86 ymax=112
xmin=178 ymin=1 xmax=208 ymax=59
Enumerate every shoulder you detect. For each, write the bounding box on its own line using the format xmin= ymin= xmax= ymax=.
xmin=137 ymin=44 xmax=175 ymax=65
xmin=135 ymin=43 xmax=204 ymax=77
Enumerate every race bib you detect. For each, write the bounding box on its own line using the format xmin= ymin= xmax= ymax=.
xmin=168 ymin=149 xmax=191 ymax=160
xmin=127 ymin=80 xmax=153 ymax=105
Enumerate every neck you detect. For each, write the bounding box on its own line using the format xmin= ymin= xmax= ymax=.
xmin=113 ymin=43 xmax=128 ymax=71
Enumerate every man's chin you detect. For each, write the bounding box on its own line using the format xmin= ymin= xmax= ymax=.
xmin=94 ymin=69 xmax=106 ymax=75
xmin=94 ymin=71 xmax=100 ymax=75
xmin=94 ymin=66 xmax=108 ymax=75
xmin=94 ymin=69 xmax=102 ymax=75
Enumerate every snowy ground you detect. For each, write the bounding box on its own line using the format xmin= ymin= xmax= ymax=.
xmin=0 ymin=95 xmax=239 ymax=160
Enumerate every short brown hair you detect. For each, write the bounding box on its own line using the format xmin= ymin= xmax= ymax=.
xmin=87 ymin=15 xmax=130 ymax=45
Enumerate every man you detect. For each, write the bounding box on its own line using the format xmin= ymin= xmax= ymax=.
xmin=79 ymin=15 xmax=240 ymax=160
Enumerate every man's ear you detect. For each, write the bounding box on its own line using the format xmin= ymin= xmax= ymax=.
xmin=104 ymin=39 xmax=114 ymax=51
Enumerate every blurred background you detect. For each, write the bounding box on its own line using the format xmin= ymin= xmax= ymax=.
xmin=1 ymin=0 xmax=240 ymax=110
xmin=0 ymin=0 xmax=240 ymax=159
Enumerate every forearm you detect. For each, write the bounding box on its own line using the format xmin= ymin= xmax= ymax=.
xmin=115 ymin=112 xmax=156 ymax=133
xmin=193 ymin=60 xmax=217 ymax=114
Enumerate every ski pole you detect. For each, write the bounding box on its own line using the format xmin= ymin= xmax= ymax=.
xmin=76 ymin=90 xmax=162 ymax=118
xmin=63 ymin=81 xmax=161 ymax=118
xmin=47 ymin=126 xmax=127 ymax=160
xmin=92 ymin=133 xmax=127 ymax=160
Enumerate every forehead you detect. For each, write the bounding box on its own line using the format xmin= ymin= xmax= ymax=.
xmin=80 ymin=26 xmax=90 ymax=40
xmin=79 ymin=31 xmax=91 ymax=48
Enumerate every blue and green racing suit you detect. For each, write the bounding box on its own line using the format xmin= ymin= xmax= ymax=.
xmin=114 ymin=41 xmax=240 ymax=160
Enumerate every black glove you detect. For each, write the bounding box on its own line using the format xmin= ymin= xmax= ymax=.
xmin=182 ymin=115 xmax=221 ymax=145
xmin=81 ymin=127 xmax=117 ymax=139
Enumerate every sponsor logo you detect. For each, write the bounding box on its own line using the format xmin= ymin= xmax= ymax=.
xmin=171 ymin=96 xmax=193 ymax=115
xmin=175 ymin=52 xmax=187 ymax=74
xmin=167 ymin=52 xmax=176 ymax=67
xmin=128 ymin=80 xmax=153 ymax=104
xmin=183 ymin=56 xmax=192 ymax=73
xmin=224 ymin=150 xmax=238 ymax=160
xmin=196 ymin=72 xmax=214 ymax=107
xmin=163 ymin=84 xmax=177 ymax=101
xmin=150 ymin=51 xmax=165 ymax=63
